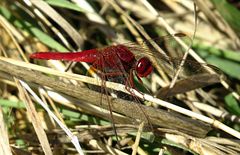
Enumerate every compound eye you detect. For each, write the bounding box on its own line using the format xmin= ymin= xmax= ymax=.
xmin=136 ymin=57 xmax=153 ymax=77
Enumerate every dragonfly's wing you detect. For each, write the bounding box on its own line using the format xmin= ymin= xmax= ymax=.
xmin=123 ymin=33 xmax=189 ymax=59
xmin=156 ymin=73 xmax=221 ymax=98
xmin=123 ymin=33 xmax=222 ymax=98
xmin=121 ymin=33 xmax=189 ymax=78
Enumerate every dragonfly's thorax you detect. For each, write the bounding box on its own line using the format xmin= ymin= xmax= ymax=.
xmin=114 ymin=45 xmax=136 ymax=72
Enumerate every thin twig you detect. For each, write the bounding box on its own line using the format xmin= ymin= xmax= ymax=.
xmin=19 ymin=80 xmax=84 ymax=155
xmin=132 ymin=122 xmax=145 ymax=155
xmin=0 ymin=108 xmax=12 ymax=155
xmin=169 ymin=2 xmax=197 ymax=89
xmin=17 ymin=79 xmax=53 ymax=155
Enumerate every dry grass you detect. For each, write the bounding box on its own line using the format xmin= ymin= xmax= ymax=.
xmin=0 ymin=0 xmax=240 ymax=154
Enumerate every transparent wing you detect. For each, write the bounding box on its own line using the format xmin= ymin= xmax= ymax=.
xmin=122 ymin=33 xmax=222 ymax=98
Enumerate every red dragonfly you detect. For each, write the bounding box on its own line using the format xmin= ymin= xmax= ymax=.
xmin=30 ymin=33 xmax=187 ymax=89
xmin=30 ymin=34 xmax=170 ymax=142
xmin=30 ymin=42 xmax=154 ymax=88
xmin=30 ymin=33 xmax=217 ymax=141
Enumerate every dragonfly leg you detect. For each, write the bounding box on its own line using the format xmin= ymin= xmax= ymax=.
xmin=124 ymin=69 xmax=135 ymax=92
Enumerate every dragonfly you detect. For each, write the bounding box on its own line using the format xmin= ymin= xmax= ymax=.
xmin=30 ymin=33 xmax=220 ymax=142
xmin=30 ymin=33 xmax=186 ymax=90
xmin=30 ymin=41 xmax=154 ymax=88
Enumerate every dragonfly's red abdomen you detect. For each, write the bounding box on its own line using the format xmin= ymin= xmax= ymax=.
xmin=30 ymin=49 xmax=99 ymax=63
xmin=135 ymin=57 xmax=153 ymax=77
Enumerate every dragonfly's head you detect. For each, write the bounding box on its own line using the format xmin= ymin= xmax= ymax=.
xmin=115 ymin=45 xmax=153 ymax=77
xmin=135 ymin=57 xmax=153 ymax=77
